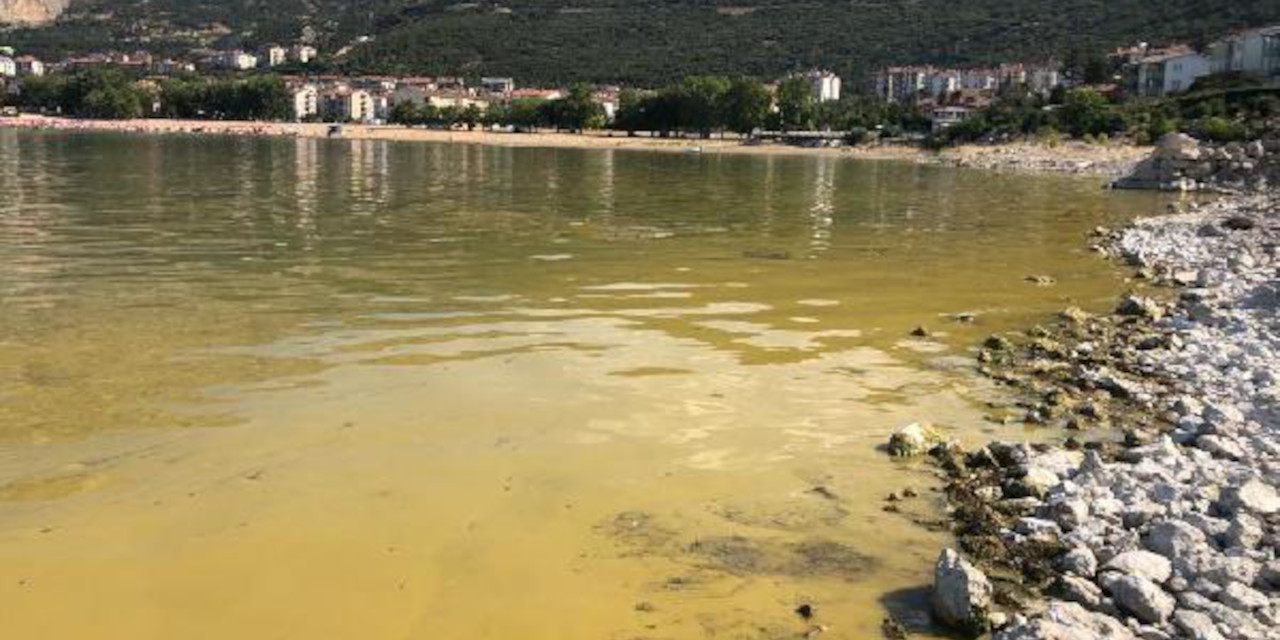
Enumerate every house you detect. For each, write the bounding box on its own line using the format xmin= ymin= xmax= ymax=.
xmin=803 ymin=70 xmax=841 ymax=102
xmin=151 ymin=59 xmax=194 ymax=74
xmin=960 ymin=68 xmax=999 ymax=91
xmin=0 ymin=56 xmax=15 ymax=78
xmin=480 ymin=77 xmax=515 ymax=95
xmin=1027 ymin=66 xmax=1062 ymax=94
xmin=510 ymin=88 xmax=563 ymax=101
xmin=927 ymin=70 xmax=962 ymax=97
xmin=14 ymin=56 xmax=44 ymax=77
xmin=1209 ymin=26 xmax=1280 ymax=80
xmin=214 ymin=50 xmax=259 ymax=71
xmin=289 ymin=45 xmax=318 ymax=64
xmin=291 ymin=85 xmax=319 ymax=121
xmin=1135 ymin=47 xmax=1211 ymax=96
xmin=931 ymin=106 xmax=972 ymax=133
xmin=260 ymin=45 xmax=288 ymax=68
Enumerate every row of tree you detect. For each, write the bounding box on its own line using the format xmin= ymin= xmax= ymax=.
xmin=937 ymin=76 xmax=1277 ymax=146
xmin=387 ymin=75 xmax=932 ymax=138
xmin=390 ymin=84 xmax=608 ymax=132
xmin=14 ymin=68 xmax=293 ymax=121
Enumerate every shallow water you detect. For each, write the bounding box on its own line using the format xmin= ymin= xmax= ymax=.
xmin=0 ymin=130 xmax=1167 ymax=639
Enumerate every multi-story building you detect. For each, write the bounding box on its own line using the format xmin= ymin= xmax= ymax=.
xmin=214 ymin=50 xmax=259 ymax=71
xmin=1209 ymin=25 xmax=1280 ymax=80
xmin=289 ymin=45 xmax=318 ymax=65
xmin=480 ymin=77 xmax=515 ymax=95
xmin=1135 ymin=47 xmax=1212 ymax=96
xmin=803 ymin=70 xmax=841 ymax=102
xmin=322 ymin=89 xmax=375 ymax=123
xmin=0 ymin=56 xmax=16 ymax=78
xmin=291 ymin=85 xmax=319 ymax=121
xmin=261 ymin=45 xmax=288 ymax=68
xmin=873 ymin=66 xmax=929 ymax=103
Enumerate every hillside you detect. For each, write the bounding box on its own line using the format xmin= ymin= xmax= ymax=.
xmin=0 ymin=0 xmax=68 ymax=25
xmin=4 ymin=0 xmax=1280 ymax=85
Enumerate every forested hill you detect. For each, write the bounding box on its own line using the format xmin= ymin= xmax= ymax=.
xmin=5 ymin=0 xmax=1280 ymax=85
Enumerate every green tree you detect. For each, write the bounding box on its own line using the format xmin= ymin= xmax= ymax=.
xmin=1057 ymin=89 xmax=1122 ymax=137
xmin=677 ymin=75 xmax=730 ymax=136
xmin=776 ymin=77 xmax=814 ymax=131
xmin=721 ymin=77 xmax=771 ymax=135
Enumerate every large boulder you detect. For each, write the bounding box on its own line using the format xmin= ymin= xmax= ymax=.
xmin=1217 ymin=478 xmax=1280 ymax=517
xmin=1173 ymin=610 xmax=1226 ymax=640
xmin=1106 ymin=575 xmax=1175 ymax=624
xmin=932 ymin=548 xmax=992 ymax=634
xmin=993 ymin=601 xmax=1135 ymax=639
xmin=1155 ymin=133 xmax=1202 ymax=162
xmin=1103 ymin=550 xmax=1173 ymax=584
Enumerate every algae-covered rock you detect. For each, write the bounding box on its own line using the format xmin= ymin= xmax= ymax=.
xmin=888 ymin=422 xmax=944 ymax=458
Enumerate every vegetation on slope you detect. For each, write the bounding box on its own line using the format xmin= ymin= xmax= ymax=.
xmin=4 ymin=0 xmax=1280 ymax=85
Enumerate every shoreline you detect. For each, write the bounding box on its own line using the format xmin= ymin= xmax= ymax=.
xmin=919 ymin=136 xmax=1279 ymax=639
xmin=0 ymin=115 xmax=1150 ymax=178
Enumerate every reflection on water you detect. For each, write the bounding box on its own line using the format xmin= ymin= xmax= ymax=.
xmin=0 ymin=130 xmax=1166 ymax=639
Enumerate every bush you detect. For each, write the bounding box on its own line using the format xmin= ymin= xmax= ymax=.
xmin=1194 ymin=116 xmax=1247 ymax=143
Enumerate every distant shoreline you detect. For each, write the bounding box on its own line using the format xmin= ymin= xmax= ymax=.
xmin=0 ymin=115 xmax=1150 ymax=177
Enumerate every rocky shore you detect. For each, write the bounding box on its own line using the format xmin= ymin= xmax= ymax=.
xmin=907 ymin=142 xmax=1279 ymax=639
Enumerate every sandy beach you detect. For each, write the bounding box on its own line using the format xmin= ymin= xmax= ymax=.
xmin=1 ymin=114 xmax=1151 ymax=177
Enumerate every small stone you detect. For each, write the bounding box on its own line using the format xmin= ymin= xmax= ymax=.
xmin=1060 ymin=307 xmax=1092 ymax=324
xmin=1058 ymin=575 xmax=1104 ymax=608
xmin=1224 ymin=513 xmax=1264 ymax=549
xmin=1060 ymin=546 xmax=1099 ymax=578
xmin=911 ymin=325 xmax=931 ymax=338
xmin=984 ymin=335 xmax=1014 ymax=351
xmin=1116 ymin=295 xmax=1163 ymax=320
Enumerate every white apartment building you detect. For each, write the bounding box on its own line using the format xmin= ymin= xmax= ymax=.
xmin=1209 ymin=26 xmax=1280 ymax=79
xmin=291 ymin=85 xmax=319 ymax=121
xmin=1136 ymin=48 xmax=1212 ymax=96
xmin=804 ymin=70 xmax=841 ymax=102
xmin=0 ymin=56 xmax=15 ymax=78
xmin=290 ymin=45 xmax=318 ymax=65
xmin=261 ymin=45 xmax=288 ymax=67
xmin=215 ymin=50 xmax=259 ymax=71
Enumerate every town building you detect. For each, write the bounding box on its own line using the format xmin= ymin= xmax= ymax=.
xmin=214 ymin=50 xmax=259 ymax=71
xmin=289 ymin=45 xmax=318 ymax=65
xmin=0 ymin=56 xmax=15 ymax=78
xmin=261 ymin=45 xmax=288 ymax=68
xmin=803 ymin=70 xmax=841 ymax=102
xmin=291 ymin=85 xmax=319 ymax=121
xmin=510 ymin=88 xmax=564 ymax=101
xmin=480 ymin=77 xmax=515 ymax=95
xmin=15 ymin=56 xmax=44 ymax=77
xmin=931 ymin=106 xmax=972 ymax=133
xmin=152 ymin=59 xmax=196 ymax=75
xmin=322 ymin=89 xmax=375 ymax=123
xmin=1209 ymin=25 xmax=1280 ymax=79
xmin=1134 ymin=47 xmax=1212 ymax=96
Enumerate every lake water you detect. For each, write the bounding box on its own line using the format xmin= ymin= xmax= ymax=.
xmin=0 ymin=130 xmax=1166 ymax=639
